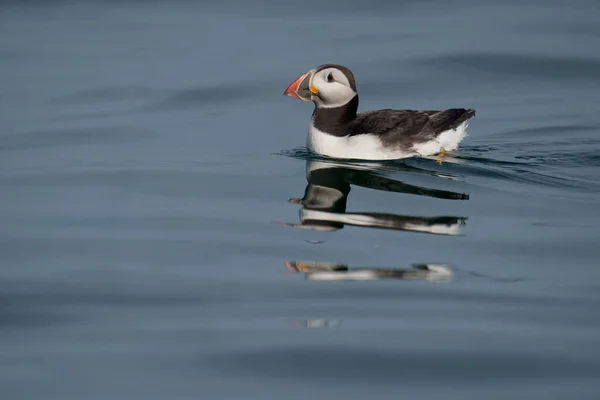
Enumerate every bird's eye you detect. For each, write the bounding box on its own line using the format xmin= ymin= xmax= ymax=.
xmin=326 ymin=72 xmax=335 ymax=82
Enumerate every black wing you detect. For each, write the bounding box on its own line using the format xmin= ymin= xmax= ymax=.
xmin=349 ymin=108 xmax=475 ymax=149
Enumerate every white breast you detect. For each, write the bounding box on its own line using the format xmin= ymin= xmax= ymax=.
xmin=307 ymin=124 xmax=414 ymax=160
xmin=307 ymin=121 xmax=469 ymax=160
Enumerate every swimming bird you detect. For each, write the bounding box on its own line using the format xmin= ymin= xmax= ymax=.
xmin=283 ymin=64 xmax=475 ymax=160
xmin=280 ymin=160 xmax=468 ymax=234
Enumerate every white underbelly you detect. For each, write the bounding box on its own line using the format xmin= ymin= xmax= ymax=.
xmin=411 ymin=122 xmax=469 ymax=156
xmin=307 ymin=122 xmax=469 ymax=160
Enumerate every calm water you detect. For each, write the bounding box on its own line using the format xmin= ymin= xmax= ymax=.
xmin=2 ymin=1 xmax=600 ymax=398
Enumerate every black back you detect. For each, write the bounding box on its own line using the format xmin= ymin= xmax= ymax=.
xmin=350 ymin=108 xmax=476 ymax=148
xmin=313 ymin=100 xmax=475 ymax=150
xmin=309 ymin=65 xmax=476 ymax=150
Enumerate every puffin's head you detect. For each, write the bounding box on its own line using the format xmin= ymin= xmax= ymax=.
xmin=283 ymin=64 xmax=357 ymax=108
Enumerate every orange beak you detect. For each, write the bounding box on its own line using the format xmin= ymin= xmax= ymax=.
xmin=283 ymin=69 xmax=315 ymax=101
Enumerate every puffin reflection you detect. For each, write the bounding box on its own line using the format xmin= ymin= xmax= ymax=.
xmin=285 ymin=260 xmax=453 ymax=282
xmin=280 ymin=160 xmax=469 ymax=235
xmin=289 ymin=319 xmax=342 ymax=328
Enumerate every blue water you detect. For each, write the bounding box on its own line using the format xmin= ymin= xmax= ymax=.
xmin=2 ymin=1 xmax=600 ymax=399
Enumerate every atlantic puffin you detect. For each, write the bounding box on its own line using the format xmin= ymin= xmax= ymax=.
xmin=283 ymin=64 xmax=475 ymax=160
xmin=279 ymin=160 xmax=468 ymax=234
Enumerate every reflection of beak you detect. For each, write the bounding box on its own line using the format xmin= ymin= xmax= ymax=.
xmin=283 ymin=69 xmax=315 ymax=101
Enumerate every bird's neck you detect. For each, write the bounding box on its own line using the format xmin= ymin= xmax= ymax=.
xmin=311 ymin=95 xmax=359 ymax=137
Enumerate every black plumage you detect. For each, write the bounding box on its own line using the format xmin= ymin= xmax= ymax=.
xmin=351 ymin=107 xmax=476 ymax=148
xmin=310 ymin=64 xmax=475 ymax=151
xmin=313 ymin=98 xmax=475 ymax=149
xmin=289 ymin=161 xmax=468 ymax=232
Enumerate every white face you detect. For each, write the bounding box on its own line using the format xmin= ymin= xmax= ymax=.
xmin=310 ymin=67 xmax=357 ymax=108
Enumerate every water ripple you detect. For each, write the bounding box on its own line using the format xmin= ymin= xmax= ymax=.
xmin=0 ymin=126 xmax=156 ymax=151
xmin=207 ymin=347 xmax=600 ymax=383
xmin=418 ymin=52 xmax=600 ymax=81
xmin=279 ymin=145 xmax=600 ymax=193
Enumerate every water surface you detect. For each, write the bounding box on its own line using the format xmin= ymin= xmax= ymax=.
xmin=1 ymin=1 xmax=600 ymax=399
